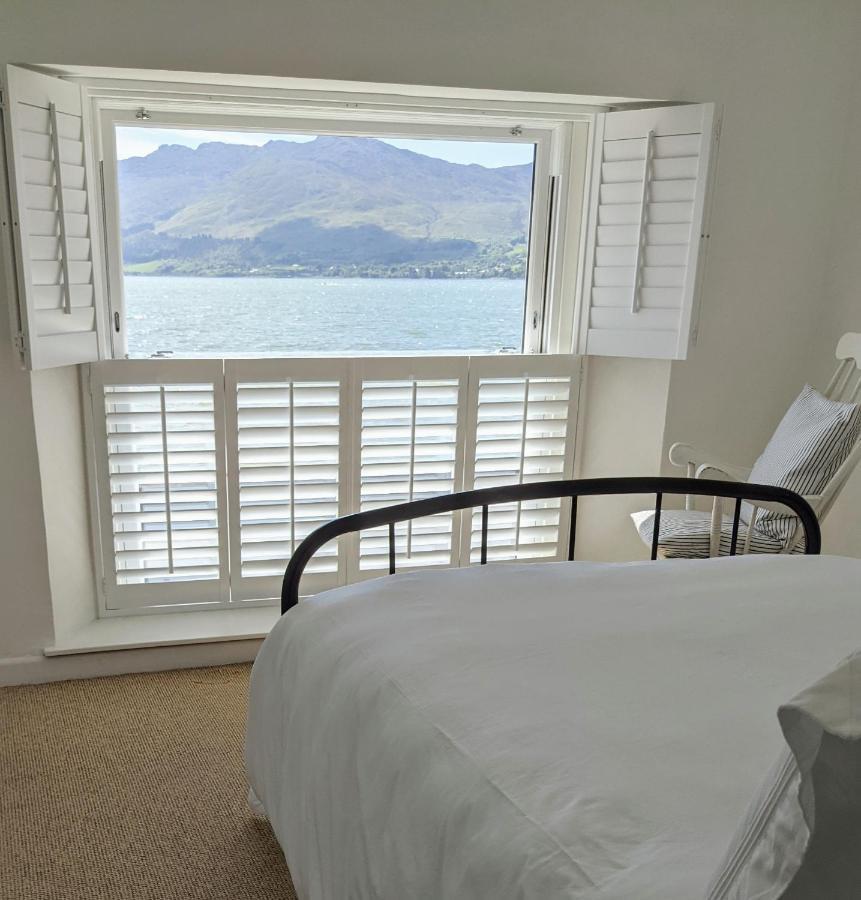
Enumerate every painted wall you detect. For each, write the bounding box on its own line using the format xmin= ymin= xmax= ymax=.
xmin=0 ymin=0 xmax=859 ymax=667
xmin=575 ymin=357 xmax=673 ymax=561
xmin=813 ymin=84 xmax=861 ymax=557
xmin=0 ymin=266 xmax=54 ymax=658
xmin=29 ymin=367 xmax=99 ymax=637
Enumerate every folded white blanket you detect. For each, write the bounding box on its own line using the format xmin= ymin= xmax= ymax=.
xmin=708 ymin=651 xmax=861 ymax=899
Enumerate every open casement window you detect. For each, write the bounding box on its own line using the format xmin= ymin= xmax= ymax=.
xmin=2 ymin=65 xmax=108 ymax=369
xmin=96 ymin=108 xmax=556 ymax=359
xmin=577 ymin=103 xmax=718 ymax=360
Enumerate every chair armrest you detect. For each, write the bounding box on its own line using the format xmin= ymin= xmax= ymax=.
xmin=667 ymin=441 xmax=701 ymax=468
xmin=667 ymin=442 xmax=751 ymax=481
xmin=695 ymin=461 xmax=753 ymax=482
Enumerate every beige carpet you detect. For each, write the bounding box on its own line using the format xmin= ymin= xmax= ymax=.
xmin=0 ymin=664 xmax=297 ymax=899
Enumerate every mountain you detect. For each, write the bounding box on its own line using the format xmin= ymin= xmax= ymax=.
xmin=118 ymin=136 xmax=533 ymax=278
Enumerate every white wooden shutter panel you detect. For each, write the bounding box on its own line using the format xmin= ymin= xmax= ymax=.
xmin=225 ymin=359 xmax=347 ymax=601
xmin=87 ymin=355 xmax=579 ymax=613
xmin=578 ymin=104 xmax=717 ymax=360
xmin=356 ymin=359 xmax=467 ymax=573
xmin=463 ymin=356 xmax=577 ymax=563
xmin=90 ymin=361 xmax=228 ymax=611
xmin=2 ymin=65 xmax=107 ymax=369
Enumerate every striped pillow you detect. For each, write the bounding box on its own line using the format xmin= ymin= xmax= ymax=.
xmin=743 ymin=385 xmax=861 ymax=544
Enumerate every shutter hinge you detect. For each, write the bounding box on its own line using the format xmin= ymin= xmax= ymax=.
xmin=13 ymin=331 xmax=25 ymax=356
xmin=0 ymin=90 xmax=6 ymax=112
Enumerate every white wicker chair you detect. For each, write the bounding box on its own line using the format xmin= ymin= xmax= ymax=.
xmin=634 ymin=333 xmax=861 ymax=558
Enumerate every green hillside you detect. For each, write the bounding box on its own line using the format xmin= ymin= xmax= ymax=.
xmin=118 ymin=136 xmax=533 ymax=278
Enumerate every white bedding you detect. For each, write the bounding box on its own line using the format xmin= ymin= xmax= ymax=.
xmin=245 ymin=555 xmax=861 ymax=899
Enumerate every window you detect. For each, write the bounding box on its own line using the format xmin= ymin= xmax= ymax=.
xmin=2 ymin=65 xmax=718 ymax=371
xmin=97 ymin=110 xmax=563 ymax=361
xmin=1 ymin=64 xmax=718 ymax=616
xmin=112 ymin=126 xmax=537 ymax=357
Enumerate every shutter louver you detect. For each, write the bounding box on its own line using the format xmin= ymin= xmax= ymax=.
xmin=359 ymin=372 xmax=464 ymax=571
xmin=465 ymin=367 xmax=575 ymax=563
xmin=578 ymin=104 xmax=717 ymax=360
xmin=3 ymin=65 xmax=106 ymax=369
xmin=91 ymin=361 xmax=229 ymax=610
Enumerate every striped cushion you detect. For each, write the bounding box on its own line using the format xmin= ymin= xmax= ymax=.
xmin=631 ymin=509 xmax=790 ymax=558
xmin=743 ymin=385 xmax=861 ymax=542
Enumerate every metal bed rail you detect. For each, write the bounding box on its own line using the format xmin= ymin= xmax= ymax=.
xmin=281 ymin=476 xmax=821 ymax=613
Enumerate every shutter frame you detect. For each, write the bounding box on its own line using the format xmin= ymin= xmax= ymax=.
xmin=577 ymin=103 xmax=717 ymax=360
xmin=2 ymin=65 xmax=108 ymax=369
xmin=461 ymin=354 xmax=578 ymax=564
xmin=90 ymin=359 xmax=229 ymax=612
xmin=225 ymin=357 xmax=350 ymax=603
xmin=354 ymin=356 xmax=469 ymax=577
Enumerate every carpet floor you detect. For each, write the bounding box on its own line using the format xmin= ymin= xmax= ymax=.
xmin=0 ymin=664 xmax=297 ymax=899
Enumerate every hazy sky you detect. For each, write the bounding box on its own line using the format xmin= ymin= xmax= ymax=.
xmin=115 ymin=127 xmax=535 ymax=168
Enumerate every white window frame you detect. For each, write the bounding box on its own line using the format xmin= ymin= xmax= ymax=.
xmin=66 ymin=81 xmax=596 ymax=619
xmin=92 ymin=100 xmax=594 ymax=359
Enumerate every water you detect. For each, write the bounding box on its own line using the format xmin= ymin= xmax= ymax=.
xmin=124 ymin=275 xmax=526 ymax=358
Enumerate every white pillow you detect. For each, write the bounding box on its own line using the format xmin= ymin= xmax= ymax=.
xmin=706 ymin=652 xmax=861 ymax=899
xmin=743 ymin=384 xmax=861 ymax=544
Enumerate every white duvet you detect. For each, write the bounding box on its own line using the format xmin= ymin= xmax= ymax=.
xmin=245 ymin=555 xmax=861 ymax=900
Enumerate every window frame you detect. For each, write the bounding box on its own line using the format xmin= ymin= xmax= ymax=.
xmin=93 ymin=102 xmax=592 ymax=359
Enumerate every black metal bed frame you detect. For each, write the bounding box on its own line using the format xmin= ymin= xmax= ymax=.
xmin=280 ymin=476 xmax=821 ymax=613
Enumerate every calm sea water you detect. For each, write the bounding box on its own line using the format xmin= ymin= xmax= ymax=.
xmin=124 ymin=275 xmax=526 ymax=357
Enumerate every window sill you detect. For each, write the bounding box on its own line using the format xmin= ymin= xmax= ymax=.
xmin=44 ymin=606 xmax=281 ymax=657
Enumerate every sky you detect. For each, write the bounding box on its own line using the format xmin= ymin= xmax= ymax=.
xmin=114 ymin=127 xmax=535 ymax=168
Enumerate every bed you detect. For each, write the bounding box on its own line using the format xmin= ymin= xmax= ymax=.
xmin=245 ymin=478 xmax=856 ymax=899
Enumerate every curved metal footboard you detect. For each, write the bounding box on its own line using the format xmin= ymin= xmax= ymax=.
xmin=281 ymin=476 xmax=821 ymax=613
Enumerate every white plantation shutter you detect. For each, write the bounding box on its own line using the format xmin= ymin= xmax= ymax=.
xmin=87 ymin=355 xmax=579 ymax=614
xmin=90 ymin=361 xmax=228 ymax=611
xmin=2 ymin=65 xmax=107 ymax=369
xmin=463 ymin=356 xmax=577 ymax=563
xmin=578 ymin=104 xmax=717 ymax=360
xmin=356 ymin=359 xmax=467 ymax=573
xmin=225 ymin=360 xmax=348 ymax=601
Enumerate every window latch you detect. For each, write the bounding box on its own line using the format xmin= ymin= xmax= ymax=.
xmin=114 ymin=311 xmax=121 ymax=332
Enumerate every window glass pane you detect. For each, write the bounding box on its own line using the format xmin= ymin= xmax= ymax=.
xmin=114 ymin=127 xmax=535 ymax=357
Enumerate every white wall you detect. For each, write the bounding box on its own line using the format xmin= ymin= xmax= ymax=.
xmin=0 ymin=277 xmax=54 ymax=657
xmin=1 ymin=0 xmax=859 ymax=667
xmin=813 ymin=83 xmax=861 ymax=556
xmin=29 ymin=367 xmax=99 ymax=637
xmin=659 ymin=5 xmax=859 ymax=491
xmin=575 ymin=357 xmax=672 ymax=561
